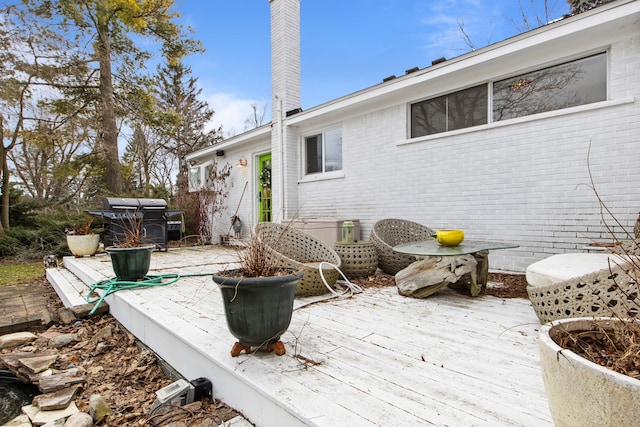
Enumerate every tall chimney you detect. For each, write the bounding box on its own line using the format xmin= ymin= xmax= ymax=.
xmin=269 ymin=0 xmax=300 ymax=222
xmin=270 ymin=0 xmax=301 ymax=113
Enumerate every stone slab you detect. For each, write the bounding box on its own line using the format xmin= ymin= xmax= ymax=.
xmin=1 ymin=414 xmax=32 ymax=427
xmin=18 ymin=354 xmax=58 ymax=373
xmin=0 ymin=331 xmax=37 ymax=349
xmin=22 ymin=401 xmax=79 ymax=426
xmin=38 ymin=368 xmax=85 ymax=393
xmin=33 ymin=385 xmax=81 ymax=411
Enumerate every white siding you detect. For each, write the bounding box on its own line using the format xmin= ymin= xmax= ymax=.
xmin=206 ymin=142 xmax=271 ymax=241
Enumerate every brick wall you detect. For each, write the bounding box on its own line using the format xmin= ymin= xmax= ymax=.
xmin=289 ymin=36 xmax=640 ymax=272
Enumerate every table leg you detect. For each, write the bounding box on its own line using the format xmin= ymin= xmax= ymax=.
xmin=471 ymin=251 xmax=489 ymax=296
xmin=469 ymin=268 xmax=480 ymax=296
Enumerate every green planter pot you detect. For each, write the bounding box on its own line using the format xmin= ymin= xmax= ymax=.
xmin=106 ymin=246 xmax=154 ymax=281
xmin=213 ymin=271 xmax=302 ymax=356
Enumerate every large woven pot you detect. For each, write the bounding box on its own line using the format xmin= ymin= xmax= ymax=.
xmin=213 ymin=271 xmax=302 ymax=356
xmin=67 ymin=234 xmax=100 ymax=257
xmin=106 ymin=246 xmax=154 ymax=281
xmin=539 ymin=317 xmax=640 ymax=427
xmin=255 ymin=222 xmax=341 ymax=297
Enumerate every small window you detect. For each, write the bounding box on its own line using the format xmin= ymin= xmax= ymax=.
xmin=493 ymin=53 xmax=606 ymax=121
xmin=304 ymin=128 xmax=342 ymax=174
xmin=204 ymin=163 xmax=214 ymax=187
xmin=410 ymin=84 xmax=488 ymax=138
xmin=189 ymin=167 xmax=202 ymax=190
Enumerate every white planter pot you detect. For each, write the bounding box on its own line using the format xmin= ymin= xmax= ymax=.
xmin=66 ymin=234 xmax=100 ymax=257
xmin=539 ymin=317 xmax=640 ymax=427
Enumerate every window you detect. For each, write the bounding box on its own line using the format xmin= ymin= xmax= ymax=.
xmin=493 ymin=53 xmax=606 ymax=121
xmin=204 ymin=163 xmax=214 ymax=187
xmin=189 ymin=167 xmax=202 ymax=190
xmin=410 ymin=84 xmax=488 ymax=137
xmin=305 ymin=128 xmax=342 ymax=174
xmin=408 ymin=53 xmax=607 ymax=137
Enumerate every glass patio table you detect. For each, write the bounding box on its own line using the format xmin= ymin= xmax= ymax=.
xmin=393 ymin=240 xmax=519 ymax=296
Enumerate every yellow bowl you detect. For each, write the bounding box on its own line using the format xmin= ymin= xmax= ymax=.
xmin=432 ymin=229 xmax=464 ymax=247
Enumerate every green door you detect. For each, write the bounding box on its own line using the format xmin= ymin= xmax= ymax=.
xmin=258 ymin=153 xmax=272 ymax=222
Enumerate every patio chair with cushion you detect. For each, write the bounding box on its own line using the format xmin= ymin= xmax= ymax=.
xmin=612 ymin=239 xmax=640 ymax=257
xmin=527 ymin=261 xmax=640 ymax=324
xmin=371 ymin=218 xmax=435 ymax=275
xmin=255 ymin=222 xmax=342 ymax=297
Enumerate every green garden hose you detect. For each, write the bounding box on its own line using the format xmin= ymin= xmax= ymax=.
xmin=86 ymin=272 xmax=214 ymax=315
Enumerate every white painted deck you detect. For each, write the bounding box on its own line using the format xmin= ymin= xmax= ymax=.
xmin=46 ymin=246 xmax=552 ymax=426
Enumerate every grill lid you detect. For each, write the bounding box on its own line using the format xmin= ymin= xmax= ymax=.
xmin=138 ymin=198 xmax=168 ymax=210
xmin=102 ymin=197 xmax=168 ymax=211
xmin=103 ymin=197 xmax=139 ymax=210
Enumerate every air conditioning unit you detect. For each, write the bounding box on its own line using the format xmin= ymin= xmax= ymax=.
xmin=282 ymin=218 xmax=361 ymax=246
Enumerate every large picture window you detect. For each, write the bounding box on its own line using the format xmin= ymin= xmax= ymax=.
xmin=305 ymin=128 xmax=342 ymax=174
xmin=493 ymin=53 xmax=606 ymax=121
xmin=410 ymin=84 xmax=488 ymax=138
xmin=409 ymin=53 xmax=607 ymax=137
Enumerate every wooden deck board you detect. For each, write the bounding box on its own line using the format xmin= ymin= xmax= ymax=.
xmin=283 ymin=314 xmax=548 ymax=426
xmin=50 ymin=247 xmax=552 ymax=426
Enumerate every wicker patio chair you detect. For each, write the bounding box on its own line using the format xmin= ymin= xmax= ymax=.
xmin=527 ymin=262 xmax=640 ymax=324
xmin=371 ymin=219 xmax=435 ymax=275
xmin=255 ymin=222 xmax=341 ymax=297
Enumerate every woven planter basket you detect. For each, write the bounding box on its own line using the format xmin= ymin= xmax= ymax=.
xmin=334 ymin=241 xmax=378 ymax=279
xmin=255 ymin=222 xmax=342 ymax=297
xmin=527 ymin=263 xmax=640 ymax=324
xmin=371 ymin=219 xmax=435 ymax=275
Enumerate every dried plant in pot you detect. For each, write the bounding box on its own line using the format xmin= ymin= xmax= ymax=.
xmin=66 ymin=215 xmax=101 ymax=258
xmin=212 ymin=225 xmax=303 ymax=357
xmin=538 ymin=265 xmax=640 ymax=426
xmin=105 ymin=213 xmax=155 ymax=281
xmin=537 ymin=165 xmax=640 ymax=426
xmin=540 ymin=314 xmax=640 ymax=427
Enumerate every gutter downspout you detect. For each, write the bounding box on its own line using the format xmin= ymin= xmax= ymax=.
xmin=275 ymin=95 xmax=285 ymax=221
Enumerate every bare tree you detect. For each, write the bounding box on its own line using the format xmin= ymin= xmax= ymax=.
xmin=243 ymin=102 xmax=269 ymax=131
xmin=457 ymin=0 xmax=565 ymax=52
xmin=9 ymin=113 xmax=96 ymax=204
xmin=151 ymin=149 xmax=178 ymax=196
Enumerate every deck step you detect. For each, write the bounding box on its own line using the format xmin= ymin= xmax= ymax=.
xmin=45 ymin=267 xmax=91 ymax=308
xmin=63 ymin=256 xmax=109 ymax=286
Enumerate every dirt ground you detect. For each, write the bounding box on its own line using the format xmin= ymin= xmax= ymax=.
xmin=2 ymin=277 xmax=242 ymax=426
xmin=6 ymin=271 xmax=527 ymax=425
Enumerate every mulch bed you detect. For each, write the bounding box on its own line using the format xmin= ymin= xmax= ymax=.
xmin=482 ymin=272 xmax=529 ymax=298
xmin=1 ymin=277 xmax=241 ymax=426
xmin=351 ymin=271 xmax=529 ymax=299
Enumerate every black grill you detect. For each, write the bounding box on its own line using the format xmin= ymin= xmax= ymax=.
xmin=88 ymin=198 xmax=183 ymax=250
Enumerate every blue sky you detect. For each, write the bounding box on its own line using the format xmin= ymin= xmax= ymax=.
xmin=174 ymin=0 xmax=570 ymax=136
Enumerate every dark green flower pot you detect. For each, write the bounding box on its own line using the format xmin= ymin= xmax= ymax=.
xmin=106 ymin=246 xmax=154 ymax=281
xmin=213 ymin=271 xmax=302 ymax=355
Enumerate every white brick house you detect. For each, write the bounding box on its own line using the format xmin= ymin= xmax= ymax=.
xmin=185 ymin=0 xmax=640 ymax=272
